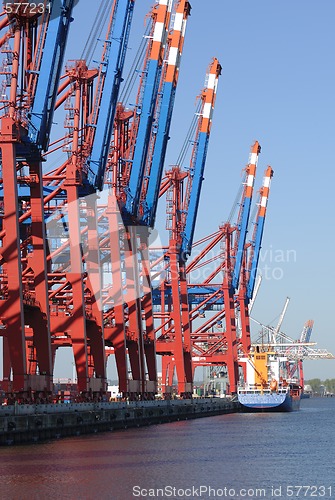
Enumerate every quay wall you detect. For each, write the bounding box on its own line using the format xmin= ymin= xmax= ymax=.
xmin=0 ymin=398 xmax=240 ymax=445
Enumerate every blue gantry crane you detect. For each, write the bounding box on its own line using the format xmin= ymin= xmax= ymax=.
xmin=87 ymin=0 xmax=135 ymax=191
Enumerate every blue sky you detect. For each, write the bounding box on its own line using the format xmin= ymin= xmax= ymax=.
xmin=116 ymin=0 xmax=334 ymax=379
xmin=2 ymin=0 xmax=334 ymax=381
xmin=99 ymin=0 xmax=334 ymax=379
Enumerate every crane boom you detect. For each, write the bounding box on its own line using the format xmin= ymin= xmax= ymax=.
xmin=181 ymin=57 xmax=221 ymax=258
xmin=139 ymin=0 xmax=191 ymax=227
xmin=246 ymin=165 xmax=274 ymax=300
xmin=124 ymin=0 xmax=172 ymax=219
xmin=300 ymin=319 xmax=314 ymax=344
xmin=28 ymin=0 xmax=75 ymax=151
xmin=231 ymin=141 xmax=260 ymax=290
xmin=87 ymin=0 xmax=135 ymax=191
xmin=248 ymin=274 xmax=262 ymax=312
xmin=272 ymin=296 xmax=290 ymax=342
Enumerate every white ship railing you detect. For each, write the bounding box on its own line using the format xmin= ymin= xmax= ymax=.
xmin=237 ymin=385 xmax=289 ymax=395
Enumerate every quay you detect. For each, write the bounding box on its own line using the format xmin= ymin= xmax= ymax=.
xmin=0 ymin=398 xmax=240 ymax=446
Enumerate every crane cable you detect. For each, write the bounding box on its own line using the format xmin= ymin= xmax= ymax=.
xmin=175 ymin=99 xmax=202 ymax=168
xmin=80 ymin=0 xmax=113 ymax=66
xmin=119 ymin=22 xmax=151 ymax=105
xmin=227 ymin=183 xmax=243 ymax=224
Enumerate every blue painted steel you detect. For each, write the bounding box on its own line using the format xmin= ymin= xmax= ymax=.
xmin=238 ymin=390 xmax=300 ymax=412
xmin=181 ymin=131 xmax=209 ymax=259
xmin=88 ymin=0 xmax=135 ymax=191
xmin=237 ymin=384 xmax=301 ymax=412
xmin=247 ymin=215 xmax=265 ymax=300
xmin=140 ymin=80 xmax=176 ymax=227
xmin=27 ymin=0 xmax=75 ymax=151
xmin=0 ymin=185 xmax=62 ymax=198
xmin=232 ymin=196 xmax=252 ymax=291
xmin=125 ymin=57 xmax=163 ymax=218
xmin=238 ymin=391 xmax=287 ymax=409
xmin=151 ymin=285 xmax=224 ymax=307
xmin=305 ymin=326 xmax=313 ymax=343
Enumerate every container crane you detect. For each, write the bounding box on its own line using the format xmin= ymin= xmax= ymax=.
xmin=0 ymin=0 xmax=75 ymax=396
xmin=0 ymin=0 xmax=282 ymax=403
xmin=231 ymin=141 xmax=260 ymax=290
xmin=180 ymin=159 xmax=274 ymax=392
xmin=87 ymin=0 xmax=135 ymax=192
xmin=224 ymin=141 xmax=260 ymax=363
xmin=102 ymin=0 xmax=191 ymax=399
xmin=139 ymin=0 xmax=191 ymax=227
xmin=155 ymin=58 xmax=221 ymax=396
xmin=41 ymin=0 xmax=138 ymax=397
xmin=246 ymin=165 xmax=274 ymax=300
xmin=123 ymin=0 xmax=172 ymax=221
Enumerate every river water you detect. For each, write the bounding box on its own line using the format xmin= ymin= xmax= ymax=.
xmin=0 ymin=397 xmax=334 ymax=500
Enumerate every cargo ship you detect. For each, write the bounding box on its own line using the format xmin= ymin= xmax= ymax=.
xmin=238 ymin=347 xmax=301 ymax=412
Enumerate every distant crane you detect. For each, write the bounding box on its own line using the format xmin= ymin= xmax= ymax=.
xmin=250 ymin=315 xmax=334 ymax=389
xmin=271 ymin=297 xmax=290 ymax=344
xmin=246 ymin=166 xmax=274 ymax=301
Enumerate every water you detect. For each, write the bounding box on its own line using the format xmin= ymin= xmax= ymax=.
xmin=0 ymin=398 xmax=334 ymax=500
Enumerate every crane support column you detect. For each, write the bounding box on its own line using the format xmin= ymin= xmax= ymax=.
xmin=85 ymin=194 xmax=106 ymax=390
xmin=123 ymin=227 xmax=146 ymax=398
xmin=105 ymin=195 xmax=128 ymax=395
xmin=65 ymin=184 xmax=89 ymax=394
xmin=0 ymin=119 xmax=26 ymax=392
xmin=28 ymin=159 xmax=53 ymax=390
xmin=222 ymin=224 xmax=239 ymax=394
xmin=139 ymin=229 xmax=157 ymax=396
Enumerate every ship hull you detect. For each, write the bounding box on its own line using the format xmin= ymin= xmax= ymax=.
xmin=238 ymin=391 xmax=301 ymax=412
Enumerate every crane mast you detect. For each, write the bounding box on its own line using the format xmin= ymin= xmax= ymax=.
xmin=231 ymin=141 xmax=260 ymax=290
xmin=0 ymin=0 xmax=75 ymax=394
xmin=181 ymin=57 xmax=221 ymax=258
xmin=87 ymin=0 xmax=135 ymax=191
xmin=124 ymin=0 xmax=172 ymax=220
xmin=139 ymin=0 xmax=191 ymax=227
xmin=246 ymin=165 xmax=274 ymax=300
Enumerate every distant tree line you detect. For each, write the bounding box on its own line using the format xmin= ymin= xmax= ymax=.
xmin=305 ymin=378 xmax=335 ymax=393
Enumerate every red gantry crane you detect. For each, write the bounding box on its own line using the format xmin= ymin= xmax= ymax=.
xmin=154 ymin=58 xmax=222 ymax=397
xmin=0 ymin=0 xmax=75 ymax=399
xmin=0 ymin=0 xmax=281 ymax=404
xmin=179 ymin=158 xmax=273 ymax=393
xmin=103 ymin=0 xmax=191 ymax=399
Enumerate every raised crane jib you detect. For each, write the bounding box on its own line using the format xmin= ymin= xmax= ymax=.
xmin=28 ymin=0 xmax=76 ymax=152
xmin=87 ymin=0 xmax=135 ymax=191
xmin=231 ymin=141 xmax=261 ymax=291
xmin=139 ymin=0 xmax=192 ymax=227
xmin=180 ymin=57 xmax=221 ymax=260
xmin=123 ymin=0 xmax=172 ymax=221
xmin=246 ymin=165 xmax=274 ymax=300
